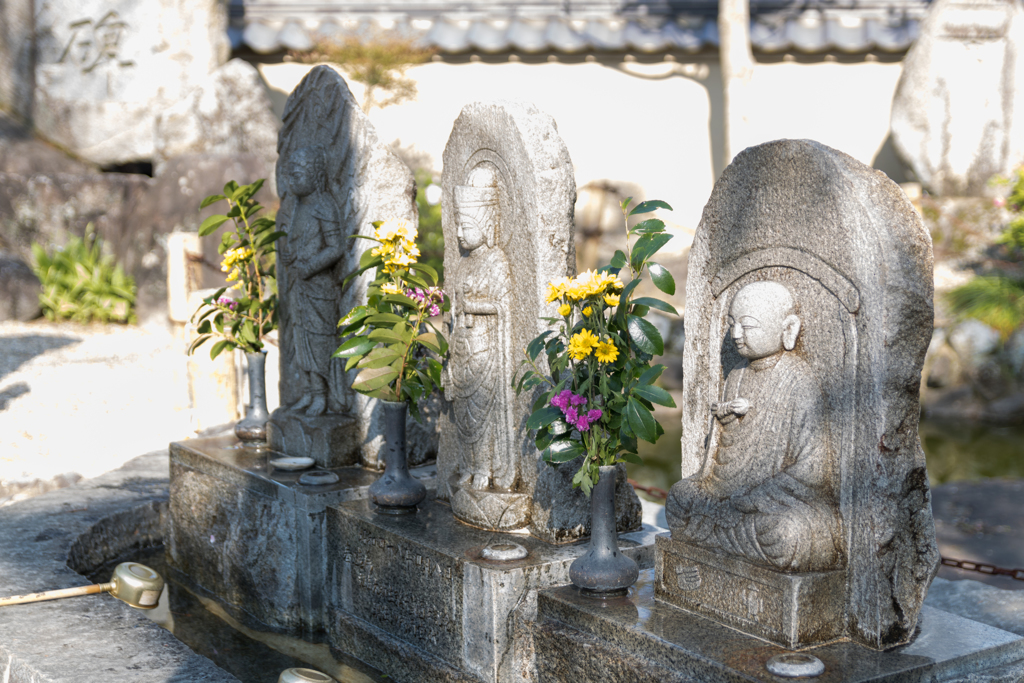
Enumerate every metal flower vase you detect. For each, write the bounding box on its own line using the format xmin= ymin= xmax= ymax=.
xmin=369 ymin=400 xmax=426 ymax=514
xmin=235 ymin=350 xmax=270 ymax=444
xmin=570 ymin=465 xmax=638 ymax=597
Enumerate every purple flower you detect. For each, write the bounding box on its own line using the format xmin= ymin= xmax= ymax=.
xmin=429 ymin=304 xmax=441 ymax=317
xmin=565 ymin=407 xmax=579 ymax=424
xmin=551 ymin=389 xmax=573 ymax=410
xmin=586 ymin=408 xmax=603 ymax=422
xmin=569 ymin=393 xmax=587 ymax=407
xmin=216 ymin=297 xmax=238 ymax=311
xmin=576 ymin=416 xmax=592 ymax=432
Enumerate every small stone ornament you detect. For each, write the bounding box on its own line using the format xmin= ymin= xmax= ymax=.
xmin=270 ymin=456 xmax=315 ymax=471
xmin=481 ymin=542 xmax=529 ymax=561
xmin=765 ymin=653 xmax=825 ymax=678
xmin=278 ymin=668 xmax=334 ymax=683
xmin=299 ymin=470 xmax=339 ymax=486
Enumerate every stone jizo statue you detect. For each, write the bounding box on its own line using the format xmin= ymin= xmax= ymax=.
xmin=279 ymin=145 xmax=348 ymax=417
xmin=666 ymin=280 xmax=842 ymax=572
xmin=443 ymin=164 xmax=516 ymax=493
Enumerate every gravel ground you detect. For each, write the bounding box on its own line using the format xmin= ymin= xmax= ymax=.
xmin=0 ymin=317 xmax=197 ymax=504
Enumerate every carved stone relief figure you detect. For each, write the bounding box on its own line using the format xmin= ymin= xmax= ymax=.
xmin=443 ymin=165 xmax=516 ymax=494
xmin=278 ymin=145 xmax=349 ymax=417
xmin=666 ymin=281 xmax=842 ymax=572
xmin=268 ymin=66 xmax=432 ymax=469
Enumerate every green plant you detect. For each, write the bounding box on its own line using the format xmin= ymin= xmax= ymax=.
xmin=188 ymin=179 xmax=284 ymax=359
xmin=415 ymin=169 xmax=444 ymax=278
xmin=947 ymin=167 xmax=1024 ymax=337
xmin=31 ymin=224 xmax=136 ymax=324
xmin=290 ymin=33 xmax=434 ymax=113
xmin=333 ymin=217 xmax=448 ymax=418
xmin=514 ymin=198 xmax=678 ymax=495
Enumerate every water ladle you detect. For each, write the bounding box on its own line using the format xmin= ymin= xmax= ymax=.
xmin=0 ymin=562 xmax=164 ymax=610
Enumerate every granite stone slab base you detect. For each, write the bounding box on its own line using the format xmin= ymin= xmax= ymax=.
xmin=326 ymin=495 xmax=660 ymax=683
xmin=655 ymin=534 xmax=846 ymax=649
xmin=168 ymin=435 xmax=437 ymax=635
xmin=267 ymin=409 xmax=362 ymax=469
xmin=533 ymin=569 xmax=1024 ymax=683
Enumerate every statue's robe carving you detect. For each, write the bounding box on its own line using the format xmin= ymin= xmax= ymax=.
xmin=667 ymin=352 xmax=842 ymax=572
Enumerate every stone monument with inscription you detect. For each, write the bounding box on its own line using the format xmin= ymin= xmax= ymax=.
xmin=659 ymin=138 xmax=939 ymax=650
xmin=269 ymin=65 xmax=436 ymax=470
xmin=437 ymin=99 xmax=642 ymax=538
xmin=891 ymin=0 xmax=1024 ymax=196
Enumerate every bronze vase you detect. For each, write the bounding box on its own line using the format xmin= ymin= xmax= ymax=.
xmin=569 ymin=465 xmax=638 ymax=596
xmin=369 ymin=400 xmax=426 ymax=514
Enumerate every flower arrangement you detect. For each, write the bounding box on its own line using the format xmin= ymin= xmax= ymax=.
xmin=188 ymin=180 xmax=284 ymax=359
xmin=333 ymin=217 xmax=447 ymax=418
xmin=515 ymin=198 xmax=678 ymax=495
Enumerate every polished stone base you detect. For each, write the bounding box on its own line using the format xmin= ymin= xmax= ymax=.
xmin=654 ymin=534 xmax=846 ymax=648
xmin=534 ymin=569 xmax=1024 ymax=683
xmin=267 ymin=408 xmax=362 ymax=469
xmin=449 ymin=475 xmax=532 ymax=530
xmin=326 ymin=495 xmax=661 ymax=683
xmin=167 ymin=435 xmax=436 ymax=634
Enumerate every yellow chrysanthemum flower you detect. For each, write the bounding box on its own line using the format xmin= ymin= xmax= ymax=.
xmin=582 ymin=306 xmax=593 ymax=317
xmin=595 ymin=340 xmax=619 ymax=364
xmin=604 ymin=293 xmax=620 ymax=307
xmin=226 ymin=268 xmax=240 ymax=282
xmin=558 ymin=303 xmax=571 ymax=316
xmin=567 ymin=328 xmax=599 ymax=360
xmin=375 ymin=217 xmax=416 ymax=242
xmin=546 ymin=276 xmax=572 ymax=303
xmin=381 ymin=282 xmax=402 ymax=295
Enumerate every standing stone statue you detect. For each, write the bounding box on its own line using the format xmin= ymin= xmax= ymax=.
xmin=269 ymin=66 xmax=437 ymax=470
xmin=657 ymin=139 xmax=939 ymax=651
xmin=443 ymin=164 xmax=516 ymax=492
xmin=891 ymin=0 xmax=1024 ymax=196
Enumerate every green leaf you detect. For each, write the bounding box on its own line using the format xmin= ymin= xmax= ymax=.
xmin=631 ymin=297 xmax=678 ymax=316
xmin=357 ymin=347 xmax=403 ymax=369
xmin=199 ymin=215 xmax=230 ymax=237
xmin=647 ymin=263 xmax=676 ymax=296
xmin=199 ymin=194 xmax=225 ymax=209
xmin=626 ymin=397 xmax=658 ymax=442
xmin=628 ymin=199 xmax=673 ymax=216
xmin=618 ymin=452 xmax=644 ymax=465
xmin=368 ymin=328 xmax=408 ymax=345
xmin=353 ymin=366 xmax=400 ymax=393
xmin=415 ymin=332 xmax=442 ymax=355
xmin=527 ymin=405 xmax=563 ymax=431
xmin=630 ymin=233 xmax=673 ymax=271
xmin=382 ymin=294 xmax=419 ymax=310
xmin=333 ymin=336 xmax=376 ymax=358
xmin=630 ymin=218 xmax=665 ymax=235
xmin=209 ymin=339 xmax=233 ymax=360
xmin=627 ymin=315 xmax=664 ymax=356
xmin=638 ymin=364 xmax=666 ymax=386
xmin=543 ymin=439 xmax=585 ymax=463
xmin=527 ymin=332 xmax=552 ymax=361
xmin=412 ymin=263 xmax=438 ymax=285
xmin=610 ymin=250 xmax=627 ymax=269
xmin=619 ymin=196 xmax=634 ymax=212
xmin=632 ymin=384 xmax=676 ymax=407
xmin=366 ymin=313 xmax=407 ymax=326
xmin=404 ymin=271 xmax=430 ymax=290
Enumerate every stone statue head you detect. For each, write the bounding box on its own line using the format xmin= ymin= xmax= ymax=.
xmin=728 ymin=281 xmax=801 ymax=360
xmin=288 ymin=145 xmax=327 ymax=198
xmin=455 ymin=165 xmax=500 ymax=253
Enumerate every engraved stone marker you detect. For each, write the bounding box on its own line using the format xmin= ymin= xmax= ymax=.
xmin=891 ymin=0 xmax=1024 ymax=195
xmin=659 ymin=139 xmax=939 ymax=650
xmin=437 ymin=100 xmax=578 ymax=532
xmin=270 ymin=66 xmax=436 ymax=469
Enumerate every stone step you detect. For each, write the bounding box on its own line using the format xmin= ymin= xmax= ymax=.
xmin=533 ymin=569 xmax=1024 ymax=683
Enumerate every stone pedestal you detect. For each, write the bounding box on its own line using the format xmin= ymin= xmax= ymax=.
xmin=167 ymin=435 xmax=437 ymax=634
xmin=532 ymin=570 xmax=1024 ymax=683
xmin=267 ymin=408 xmax=362 ymax=469
xmin=654 ymin=534 xmax=846 ymax=649
xmin=325 ymin=496 xmax=660 ymax=683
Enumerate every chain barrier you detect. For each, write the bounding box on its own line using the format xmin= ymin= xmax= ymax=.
xmin=627 ymin=480 xmax=1024 ymax=582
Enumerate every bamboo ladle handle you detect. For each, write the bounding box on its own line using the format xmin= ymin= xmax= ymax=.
xmin=0 ymin=563 xmax=164 ymax=610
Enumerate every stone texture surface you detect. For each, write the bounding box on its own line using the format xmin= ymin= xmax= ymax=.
xmin=534 ymin=569 xmax=1024 ymax=683
xmin=0 ymin=0 xmax=33 ymax=122
xmin=667 ymin=139 xmax=938 ymax=650
xmin=154 ymin=59 xmax=280 ymax=183
xmin=271 ymin=65 xmax=432 ymax=470
xmin=438 ymin=99 xmax=634 ymax=539
xmin=167 ymin=435 xmax=437 ymax=634
xmin=0 ymin=254 xmax=40 ymax=321
xmin=0 ymin=449 xmax=240 ymax=682
xmin=655 ymin=534 xmax=846 ymax=649
xmin=326 ymin=495 xmax=659 ymax=683
xmin=530 ymin=461 xmax=642 ymax=544
xmin=926 ymin=577 xmax=1024 ymax=636
xmin=32 ymin=0 xmax=229 ymax=165
xmin=890 ymin=0 xmax=1024 ymax=196
xmin=0 ymin=112 xmax=97 ymax=175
